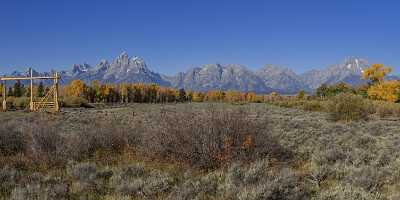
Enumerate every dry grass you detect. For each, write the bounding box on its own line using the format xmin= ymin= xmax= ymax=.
xmin=1 ymin=103 xmax=400 ymax=199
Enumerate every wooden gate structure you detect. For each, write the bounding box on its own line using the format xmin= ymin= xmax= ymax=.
xmin=1 ymin=68 xmax=59 ymax=112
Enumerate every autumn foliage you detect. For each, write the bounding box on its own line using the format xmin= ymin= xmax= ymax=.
xmin=60 ymin=80 xmax=265 ymax=105
xmin=362 ymin=64 xmax=392 ymax=84
xmin=367 ymin=80 xmax=400 ymax=102
xmin=362 ymin=64 xmax=400 ymax=102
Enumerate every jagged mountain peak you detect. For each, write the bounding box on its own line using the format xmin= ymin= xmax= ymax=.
xmin=168 ymin=63 xmax=272 ymax=93
xmin=200 ymin=63 xmax=247 ymax=71
xmin=257 ymin=65 xmax=310 ymax=93
xmin=202 ymin=63 xmax=223 ymax=70
xmin=131 ymin=56 xmax=145 ymax=63
xmin=259 ymin=65 xmax=296 ymax=75
xmin=302 ymin=56 xmax=370 ymax=89
xmin=72 ymin=63 xmax=91 ymax=75
xmin=110 ymin=52 xmax=149 ymax=73
xmin=343 ymin=56 xmax=368 ymax=72
xmin=95 ymin=59 xmax=110 ymax=72
xmin=60 ymin=52 xmax=169 ymax=86
xmin=329 ymin=56 xmax=368 ymax=74
xmin=114 ymin=52 xmax=144 ymax=63
xmin=99 ymin=59 xmax=109 ymax=65
xmin=117 ymin=51 xmax=129 ymax=60
xmin=10 ymin=68 xmax=43 ymax=77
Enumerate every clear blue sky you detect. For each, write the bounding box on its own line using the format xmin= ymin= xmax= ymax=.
xmin=0 ymin=0 xmax=399 ymax=75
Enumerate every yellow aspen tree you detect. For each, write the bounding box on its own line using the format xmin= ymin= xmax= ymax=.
xmin=270 ymin=92 xmax=279 ymax=101
xmin=66 ymin=80 xmax=86 ymax=97
xmin=225 ymin=90 xmax=241 ymax=103
xmin=192 ymin=92 xmax=205 ymax=102
xmin=297 ymin=90 xmax=305 ymax=100
xmin=367 ymin=80 xmax=400 ymax=102
xmin=246 ymin=92 xmax=257 ymax=103
xmin=206 ymin=90 xmax=224 ymax=102
xmin=362 ymin=64 xmax=392 ymax=84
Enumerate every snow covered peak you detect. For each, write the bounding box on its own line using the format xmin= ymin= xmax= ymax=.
xmin=99 ymin=59 xmax=108 ymax=65
xmin=129 ymin=56 xmax=146 ymax=69
xmin=343 ymin=56 xmax=368 ymax=73
xmin=118 ymin=51 xmax=129 ymax=59
xmin=96 ymin=59 xmax=111 ymax=72
xmin=131 ymin=56 xmax=144 ymax=62
xmin=72 ymin=63 xmax=91 ymax=75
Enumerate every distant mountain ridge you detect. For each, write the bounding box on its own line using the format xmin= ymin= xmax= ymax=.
xmin=300 ymin=57 xmax=369 ymax=89
xmin=4 ymin=53 xmax=396 ymax=94
xmin=167 ymin=64 xmax=273 ymax=93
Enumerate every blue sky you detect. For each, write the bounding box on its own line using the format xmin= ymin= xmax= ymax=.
xmin=0 ymin=0 xmax=399 ymax=75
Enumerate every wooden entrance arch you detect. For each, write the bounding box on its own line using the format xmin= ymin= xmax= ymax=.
xmin=1 ymin=68 xmax=59 ymax=112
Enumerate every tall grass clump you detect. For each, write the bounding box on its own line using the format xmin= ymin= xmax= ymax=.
xmin=327 ymin=93 xmax=371 ymax=122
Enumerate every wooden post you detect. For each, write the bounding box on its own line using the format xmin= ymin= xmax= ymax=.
xmin=54 ymin=72 xmax=59 ymax=112
xmin=2 ymin=80 xmax=6 ymax=111
xmin=29 ymin=68 xmax=34 ymax=111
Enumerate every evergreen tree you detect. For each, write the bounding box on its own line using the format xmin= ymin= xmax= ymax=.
xmin=37 ymin=82 xmax=45 ymax=97
xmin=13 ymin=81 xmax=23 ymax=97
xmin=0 ymin=84 xmax=3 ymax=97
xmin=178 ymin=88 xmax=186 ymax=102
xmin=8 ymin=87 xmax=13 ymax=97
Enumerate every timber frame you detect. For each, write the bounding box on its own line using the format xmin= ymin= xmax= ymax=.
xmin=1 ymin=68 xmax=60 ymax=112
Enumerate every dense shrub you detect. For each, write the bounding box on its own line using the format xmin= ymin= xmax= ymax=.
xmin=0 ymin=167 xmax=20 ymax=197
xmin=61 ymin=96 xmax=92 ymax=108
xmin=167 ymin=173 xmax=218 ymax=200
xmin=112 ymin=165 xmax=174 ymax=198
xmin=5 ymin=96 xmax=16 ymax=109
xmin=141 ymin=108 xmax=289 ymax=169
xmin=67 ymin=121 xmax=128 ymax=161
xmin=373 ymin=101 xmax=400 ymax=118
xmin=327 ymin=93 xmax=371 ymax=122
xmin=317 ymin=184 xmax=382 ymax=200
xmin=0 ymin=97 xmax=30 ymax=110
xmin=29 ymin=121 xmax=68 ymax=167
xmin=9 ymin=178 xmax=70 ymax=200
xmin=69 ymin=163 xmax=98 ymax=182
xmin=302 ymin=100 xmax=323 ymax=112
xmin=0 ymin=122 xmax=28 ymax=156
xmin=269 ymin=99 xmax=304 ymax=109
xmin=12 ymin=97 xmax=29 ymax=110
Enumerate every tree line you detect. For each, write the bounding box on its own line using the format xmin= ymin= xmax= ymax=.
xmin=0 ymin=79 xmax=263 ymax=105
xmin=61 ymin=80 xmax=263 ymax=104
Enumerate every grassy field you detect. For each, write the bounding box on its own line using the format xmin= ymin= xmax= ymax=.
xmin=1 ymin=103 xmax=400 ymax=199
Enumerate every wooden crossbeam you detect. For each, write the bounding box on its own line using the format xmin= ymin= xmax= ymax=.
xmin=0 ymin=76 xmax=58 ymax=81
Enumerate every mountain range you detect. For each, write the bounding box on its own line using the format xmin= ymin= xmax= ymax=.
xmin=3 ymin=52 xmax=394 ymax=94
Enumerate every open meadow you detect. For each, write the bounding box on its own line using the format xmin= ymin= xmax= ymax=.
xmin=1 ymin=102 xmax=400 ymax=199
